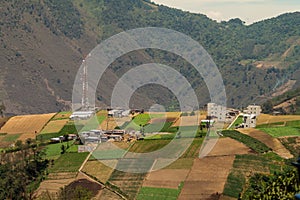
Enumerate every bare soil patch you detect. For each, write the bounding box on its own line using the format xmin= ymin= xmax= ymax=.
xmin=208 ymin=138 xmax=253 ymax=156
xmin=143 ymin=169 xmax=189 ymax=189
xmin=179 ymin=156 xmax=235 ymax=200
xmin=178 ymin=138 xmax=251 ymax=199
xmin=238 ymin=128 xmax=293 ymax=159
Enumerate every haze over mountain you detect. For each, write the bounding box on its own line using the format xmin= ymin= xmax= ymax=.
xmin=0 ymin=0 xmax=300 ymax=115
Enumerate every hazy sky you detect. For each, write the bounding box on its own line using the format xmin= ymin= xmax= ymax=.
xmin=153 ymin=0 xmax=300 ymax=24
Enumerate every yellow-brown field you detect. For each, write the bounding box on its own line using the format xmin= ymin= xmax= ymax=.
xmin=172 ymin=113 xmax=206 ymax=127
xmin=0 ymin=113 xmax=55 ymax=135
xmin=99 ymin=117 xmax=131 ymax=130
xmin=257 ymin=114 xmax=300 ymax=125
xmin=51 ymin=111 xmax=71 ymax=120
xmin=40 ymin=119 xmax=68 ymax=134
xmin=82 ymin=160 xmax=115 ymax=183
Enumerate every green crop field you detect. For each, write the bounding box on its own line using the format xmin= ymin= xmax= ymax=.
xmin=2 ymin=134 xmax=21 ymax=142
xmin=222 ymin=130 xmax=270 ymax=153
xmin=144 ymin=122 xmax=173 ymax=133
xmin=223 ymin=153 xmax=286 ymax=198
xmin=49 ymin=152 xmax=89 ymax=173
xmin=128 ymin=140 xmax=171 ymax=153
xmin=44 ymin=141 xmax=76 ymax=159
xmin=137 ymin=184 xmax=183 ymax=200
xmin=259 ymin=126 xmax=300 ymax=137
xmin=223 ymin=172 xmax=245 ymax=198
xmin=122 ymin=114 xmax=163 ymax=130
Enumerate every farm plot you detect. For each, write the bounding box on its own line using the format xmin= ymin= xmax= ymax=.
xmin=178 ymin=156 xmax=235 ymax=200
xmin=100 ymin=116 xmax=131 ymax=130
xmin=137 ymin=185 xmax=183 ymax=200
xmin=36 ymin=171 xmax=78 ymax=196
xmin=172 ymin=113 xmax=206 ymax=127
xmin=238 ymin=128 xmax=293 ymax=159
xmin=40 ymin=119 xmax=68 ymax=134
xmin=279 ymin=136 xmax=300 ymax=157
xmin=223 ymin=153 xmax=286 ymax=199
xmin=257 ymin=114 xmax=300 ymax=125
xmin=108 ymin=169 xmax=147 ymax=200
xmin=178 ymin=137 xmax=253 ymax=200
xmin=49 ymin=152 xmax=89 ymax=173
xmin=82 ymin=160 xmax=115 ymax=183
xmin=222 ymin=130 xmax=270 ymax=153
xmin=51 ymin=111 xmax=71 ymax=120
xmin=259 ymin=126 xmax=300 ymax=137
xmin=0 ymin=113 xmax=55 ymax=136
xmin=143 ymin=169 xmax=188 ymax=189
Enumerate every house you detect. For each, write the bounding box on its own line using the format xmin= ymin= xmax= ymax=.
xmin=207 ymin=103 xmax=226 ymax=122
xmin=244 ymin=105 xmax=262 ymax=116
xmin=242 ymin=114 xmax=257 ymax=128
xmin=69 ymin=111 xmax=95 ymax=120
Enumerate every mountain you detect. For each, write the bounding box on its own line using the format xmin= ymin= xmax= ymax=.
xmin=0 ymin=0 xmax=300 ymax=114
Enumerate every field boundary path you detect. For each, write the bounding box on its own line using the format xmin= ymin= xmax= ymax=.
xmin=238 ymin=128 xmax=293 ymax=159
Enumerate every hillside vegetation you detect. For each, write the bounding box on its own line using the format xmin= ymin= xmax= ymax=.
xmin=0 ymin=0 xmax=300 ymax=114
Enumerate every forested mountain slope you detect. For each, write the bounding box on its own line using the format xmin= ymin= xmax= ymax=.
xmin=0 ymin=0 xmax=299 ymax=114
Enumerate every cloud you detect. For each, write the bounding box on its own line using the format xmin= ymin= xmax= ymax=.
xmin=206 ymin=11 xmax=223 ymax=21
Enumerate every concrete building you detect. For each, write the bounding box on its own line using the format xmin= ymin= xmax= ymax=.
xmin=242 ymin=114 xmax=257 ymax=128
xmin=244 ymin=105 xmax=262 ymax=116
xmin=207 ymin=103 xmax=226 ymax=122
xmin=70 ymin=111 xmax=95 ymax=120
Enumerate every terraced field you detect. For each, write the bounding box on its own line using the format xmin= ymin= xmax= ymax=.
xmin=0 ymin=113 xmax=55 ymax=135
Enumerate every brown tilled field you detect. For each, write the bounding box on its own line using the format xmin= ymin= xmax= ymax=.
xmin=178 ymin=138 xmax=251 ymax=199
xmin=40 ymin=119 xmax=68 ymax=134
xmin=143 ymin=169 xmax=189 ymax=189
xmin=36 ymin=172 xmax=77 ymax=196
xmin=257 ymin=114 xmax=300 ymax=125
xmin=238 ymin=128 xmax=293 ymax=159
xmin=0 ymin=113 xmax=55 ymax=135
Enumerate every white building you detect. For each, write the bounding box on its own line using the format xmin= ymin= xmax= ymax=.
xmin=207 ymin=103 xmax=226 ymax=122
xmin=242 ymin=114 xmax=257 ymax=128
xmin=70 ymin=111 xmax=95 ymax=120
xmin=244 ymin=105 xmax=262 ymax=116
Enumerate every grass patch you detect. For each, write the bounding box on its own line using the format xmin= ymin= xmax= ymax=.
xmin=137 ymin=183 xmax=183 ymax=200
xmin=122 ymin=114 xmax=163 ymax=130
xmin=128 ymin=140 xmax=171 ymax=153
xmin=222 ymin=130 xmax=270 ymax=153
xmin=49 ymin=152 xmax=89 ymax=173
xmin=229 ymin=116 xmax=243 ymax=129
xmin=44 ymin=141 xmax=77 ymax=159
xmin=144 ymin=122 xmax=173 ymax=133
xmin=36 ymin=132 xmax=62 ymax=141
xmin=258 ymin=126 xmax=300 ymax=137
xmin=3 ymin=134 xmax=21 ymax=142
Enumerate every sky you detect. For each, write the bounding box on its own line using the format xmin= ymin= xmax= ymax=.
xmin=153 ymin=0 xmax=300 ymax=24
